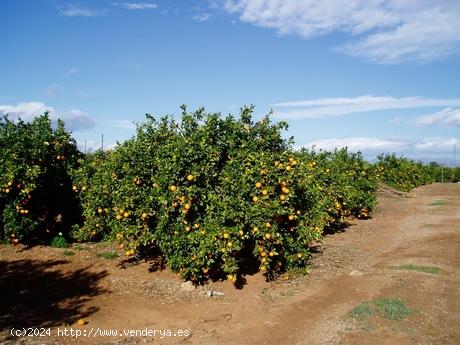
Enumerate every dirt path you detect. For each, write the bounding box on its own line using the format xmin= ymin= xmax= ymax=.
xmin=1 ymin=183 xmax=459 ymax=345
xmin=233 ymin=183 xmax=460 ymax=345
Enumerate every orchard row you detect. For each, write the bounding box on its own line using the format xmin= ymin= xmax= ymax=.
xmin=0 ymin=108 xmax=438 ymax=282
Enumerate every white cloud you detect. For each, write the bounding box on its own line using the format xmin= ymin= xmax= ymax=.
xmin=414 ymin=137 xmax=459 ymax=151
xmin=76 ymin=139 xmax=97 ymax=151
xmin=193 ymin=12 xmax=213 ymax=22
xmin=58 ymin=4 xmax=99 ymax=17
xmin=112 ymin=120 xmax=136 ymax=130
xmin=0 ymin=102 xmax=51 ymax=120
xmin=387 ymin=116 xmax=403 ymax=125
xmin=61 ymin=109 xmax=96 ymax=131
xmin=414 ymin=108 xmax=460 ymax=127
xmin=75 ymin=139 xmax=118 ymax=152
xmin=272 ymin=95 xmax=460 ymax=119
xmin=222 ymin=0 xmax=460 ymax=63
xmin=303 ymin=137 xmax=459 ymax=153
xmin=46 ymin=84 xmax=60 ymax=99
xmin=0 ymin=101 xmax=96 ymax=131
xmin=67 ymin=66 xmax=78 ymax=76
xmin=115 ymin=61 xmax=143 ymax=68
xmin=305 ymin=137 xmax=408 ymax=152
xmin=114 ymin=2 xmax=158 ymax=10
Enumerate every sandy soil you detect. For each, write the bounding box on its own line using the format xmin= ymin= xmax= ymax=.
xmin=0 ymin=183 xmax=459 ymax=345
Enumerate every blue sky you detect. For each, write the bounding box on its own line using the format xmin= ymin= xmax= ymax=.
xmin=1 ymin=0 xmax=459 ymax=164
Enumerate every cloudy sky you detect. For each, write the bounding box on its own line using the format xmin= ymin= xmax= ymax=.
xmin=1 ymin=1 xmax=459 ymax=163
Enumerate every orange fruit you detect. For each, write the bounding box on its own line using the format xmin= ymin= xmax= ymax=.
xmin=170 ymin=185 xmax=177 ymax=192
xmin=187 ymin=174 xmax=194 ymax=182
xmin=76 ymin=319 xmax=86 ymax=327
xmin=255 ymin=182 xmax=262 ymax=189
xmin=252 ymin=196 xmax=259 ymax=202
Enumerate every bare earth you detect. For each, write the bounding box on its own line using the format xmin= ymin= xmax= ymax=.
xmin=1 ymin=183 xmax=459 ymax=345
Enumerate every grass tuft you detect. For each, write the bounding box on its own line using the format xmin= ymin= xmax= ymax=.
xmin=374 ymin=298 xmax=411 ymax=321
xmin=348 ymin=297 xmax=411 ymax=322
xmin=430 ymin=199 xmax=447 ymax=206
xmin=348 ymin=303 xmax=374 ymax=321
xmin=395 ymin=264 xmax=441 ymax=275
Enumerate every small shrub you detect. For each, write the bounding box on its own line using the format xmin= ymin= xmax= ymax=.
xmin=50 ymin=234 xmax=69 ymax=248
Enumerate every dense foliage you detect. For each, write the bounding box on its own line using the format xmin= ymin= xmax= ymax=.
xmin=429 ymin=162 xmax=460 ymax=183
xmin=0 ymin=114 xmax=81 ymax=243
xmin=374 ymin=154 xmax=435 ymax=192
xmin=71 ymin=106 xmax=378 ymax=282
xmin=0 ymin=108 xmax=446 ymax=283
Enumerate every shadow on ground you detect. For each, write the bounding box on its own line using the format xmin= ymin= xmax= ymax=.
xmin=0 ymin=259 xmax=108 ymax=332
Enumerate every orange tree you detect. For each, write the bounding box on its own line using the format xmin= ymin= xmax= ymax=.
xmin=374 ymin=154 xmax=434 ymax=191
xmin=298 ymin=148 xmax=378 ymax=223
xmin=0 ymin=113 xmax=81 ymax=243
xmin=72 ymin=106 xmax=379 ymax=283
